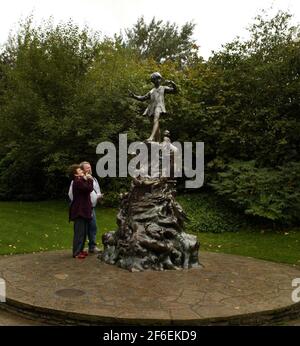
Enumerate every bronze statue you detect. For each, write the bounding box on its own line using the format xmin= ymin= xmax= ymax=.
xmin=129 ymin=72 xmax=177 ymax=142
xmin=99 ymin=73 xmax=201 ymax=272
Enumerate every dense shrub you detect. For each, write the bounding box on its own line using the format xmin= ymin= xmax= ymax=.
xmin=210 ymin=161 xmax=300 ymax=224
xmin=178 ymin=193 xmax=245 ymax=233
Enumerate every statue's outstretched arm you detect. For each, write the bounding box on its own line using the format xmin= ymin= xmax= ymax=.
xmin=129 ymin=90 xmax=150 ymax=101
xmin=164 ymin=80 xmax=177 ymax=93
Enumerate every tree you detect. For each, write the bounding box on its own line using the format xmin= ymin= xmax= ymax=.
xmin=0 ymin=16 xmax=102 ymax=199
xmin=207 ymin=11 xmax=300 ymax=224
xmin=208 ymin=10 xmax=300 ymax=167
xmin=123 ymin=16 xmax=199 ymax=64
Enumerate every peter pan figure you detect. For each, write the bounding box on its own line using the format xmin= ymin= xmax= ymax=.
xmin=129 ymin=72 xmax=177 ymax=142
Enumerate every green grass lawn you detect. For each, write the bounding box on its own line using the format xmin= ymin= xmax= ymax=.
xmin=0 ymin=200 xmax=300 ymax=266
xmin=195 ymin=230 xmax=300 ymax=265
xmin=0 ymin=201 xmax=117 ymax=255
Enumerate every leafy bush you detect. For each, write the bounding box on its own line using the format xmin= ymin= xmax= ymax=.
xmin=178 ymin=193 xmax=245 ymax=233
xmin=210 ymin=161 xmax=300 ymax=224
xmin=99 ymin=191 xmax=120 ymax=208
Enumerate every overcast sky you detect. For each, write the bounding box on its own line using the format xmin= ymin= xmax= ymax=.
xmin=1 ymin=0 xmax=299 ymax=59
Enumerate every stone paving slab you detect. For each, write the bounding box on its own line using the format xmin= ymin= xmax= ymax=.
xmin=0 ymin=308 xmax=49 ymax=326
xmin=0 ymin=251 xmax=300 ymax=325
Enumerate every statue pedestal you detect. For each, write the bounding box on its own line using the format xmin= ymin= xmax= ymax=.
xmin=99 ymin=177 xmax=201 ymax=272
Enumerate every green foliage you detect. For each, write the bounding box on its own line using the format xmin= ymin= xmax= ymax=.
xmin=0 ymin=17 xmax=103 ymax=198
xmin=0 ymin=11 xmax=299 ymax=225
xmin=207 ymin=10 xmax=300 ymax=167
xmin=178 ymin=193 xmax=245 ymax=233
xmin=122 ymin=16 xmax=198 ymax=64
xmin=100 ymin=191 xmax=121 ymax=208
xmin=210 ymin=161 xmax=300 ymax=223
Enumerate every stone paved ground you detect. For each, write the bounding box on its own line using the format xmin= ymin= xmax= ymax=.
xmin=0 ymin=250 xmax=300 ymax=325
xmin=1 ymin=308 xmax=300 ymax=326
xmin=0 ymin=308 xmax=48 ymax=325
xmin=0 ymin=308 xmax=299 ymax=326
xmin=284 ymin=318 xmax=300 ymax=326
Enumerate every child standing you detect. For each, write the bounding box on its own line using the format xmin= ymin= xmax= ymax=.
xmin=129 ymin=72 xmax=177 ymax=142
